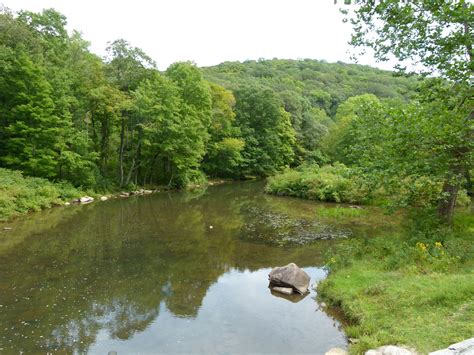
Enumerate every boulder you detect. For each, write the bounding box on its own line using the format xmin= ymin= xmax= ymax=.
xmin=326 ymin=348 xmax=348 ymax=355
xmin=366 ymin=346 xmax=417 ymax=355
xmin=79 ymin=196 xmax=94 ymax=204
xmin=268 ymin=263 xmax=310 ymax=294
xmin=429 ymin=338 xmax=474 ymax=355
xmin=100 ymin=196 xmax=108 ymax=201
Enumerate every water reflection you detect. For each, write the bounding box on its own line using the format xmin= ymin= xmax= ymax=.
xmin=0 ymin=182 xmax=396 ymax=353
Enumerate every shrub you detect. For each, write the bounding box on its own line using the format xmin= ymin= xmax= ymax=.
xmin=0 ymin=168 xmax=83 ymax=220
xmin=265 ymin=163 xmax=370 ymax=203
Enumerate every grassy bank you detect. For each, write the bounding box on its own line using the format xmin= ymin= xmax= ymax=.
xmin=318 ymin=212 xmax=474 ymax=353
xmin=0 ymin=168 xmax=84 ymax=221
xmin=0 ymin=168 xmax=215 ymax=221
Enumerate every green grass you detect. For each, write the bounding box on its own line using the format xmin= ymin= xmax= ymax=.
xmin=0 ymin=168 xmax=84 ymax=221
xmin=318 ymin=212 xmax=474 ymax=354
xmin=315 ymin=206 xmax=369 ymax=218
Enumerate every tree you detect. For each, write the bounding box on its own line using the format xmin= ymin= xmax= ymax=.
xmin=105 ymin=39 xmax=156 ymax=186
xmin=321 ymin=94 xmax=381 ymax=164
xmin=0 ymin=48 xmax=61 ymax=178
xmin=203 ymin=83 xmax=244 ymax=177
xmin=105 ymin=39 xmax=155 ymax=92
xmin=343 ymin=0 xmax=473 ymax=223
xmin=234 ymin=85 xmax=296 ymax=176
xmin=133 ymin=66 xmax=211 ymax=187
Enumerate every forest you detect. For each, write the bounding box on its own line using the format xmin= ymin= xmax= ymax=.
xmin=0 ymin=7 xmax=437 ymax=218
xmin=0 ymin=7 xmax=422 ymax=189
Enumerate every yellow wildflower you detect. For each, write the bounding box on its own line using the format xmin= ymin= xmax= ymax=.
xmin=416 ymin=242 xmax=427 ymax=251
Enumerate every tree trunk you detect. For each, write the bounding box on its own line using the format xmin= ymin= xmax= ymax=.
xmin=465 ymin=170 xmax=473 ymax=196
xmin=437 ymin=181 xmax=459 ymax=225
xmin=119 ymin=113 xmax=126 ymax=187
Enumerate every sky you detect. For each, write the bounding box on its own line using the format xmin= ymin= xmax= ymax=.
xmin=1 ymin=0 xmax=396 ymax=71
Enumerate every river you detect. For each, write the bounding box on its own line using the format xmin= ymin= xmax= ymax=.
xmin=0 ymin=181 xmax=397 ymax=354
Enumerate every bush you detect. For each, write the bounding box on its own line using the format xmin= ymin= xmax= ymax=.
xmin=265 ymin=163 xmax=370 ymax=203
xmin=0 ymin=168 xmax=83 ymax=220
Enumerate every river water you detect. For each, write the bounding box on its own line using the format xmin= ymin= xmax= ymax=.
xmin=0 ymin=181 xmax=396 ymax=354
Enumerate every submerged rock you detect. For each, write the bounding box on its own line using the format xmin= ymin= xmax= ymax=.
xmin=240 ymin=206 xmax=352 ymax=246
xmin=366 ymin=345 xmax=417 ymax=355
xmin=268 ymin=263 xmax=310 ymax=294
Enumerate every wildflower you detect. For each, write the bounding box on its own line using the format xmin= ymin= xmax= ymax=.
xmin=416 ymin=242 xmax=427 ymax=252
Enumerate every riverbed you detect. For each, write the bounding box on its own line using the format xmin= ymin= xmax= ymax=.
xmin=0 ymin=181 xmax=397 ymax=354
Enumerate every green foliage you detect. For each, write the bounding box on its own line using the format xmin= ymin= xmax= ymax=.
xmin=341 ymin=88 xmax=473 ymax=213
xmin=345 ymin=0 xmax=473 ymax=84
xmin=105 ymin=38 xmax=156 ymax=91
xmin=132 ymin=64 xmax=212 ymax=187
xmin=203 ymin=59 xmax=417 ymax=115
xmin=3 ymin=6 xmax=456 ymax=204
xmin=0 ymin=168 xmax=83 ymax=220
xmin=321 ymin=94 xmax=381 ymax=163
xmin=344 ymin=0 xmax=473 ymax=223
xmin=204 ymin=138 xmax=245 ymax=178
xmin=265 ymin=164 xmax=369 ymax=203
xmin=203 ymin=83 xmax=244 ymax=177
xmin=235 ymin=85 xmax=296 ymax=176
xmin=203 ymin=59 xmax=418 ymax=164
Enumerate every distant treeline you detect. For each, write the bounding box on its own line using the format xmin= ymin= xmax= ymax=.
xmin=0 ymin=8 xmax=418 ymax=189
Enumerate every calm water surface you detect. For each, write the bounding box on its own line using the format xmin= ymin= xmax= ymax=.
xmin=0 ymin=182 xmax=397 ymax=354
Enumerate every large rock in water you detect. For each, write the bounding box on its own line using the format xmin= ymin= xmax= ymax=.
xmin=268 ymin=263 xmax=310 ymax=294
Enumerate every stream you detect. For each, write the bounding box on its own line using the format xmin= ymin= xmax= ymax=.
xmin=0 ymin=181 xmax=398 ymax=354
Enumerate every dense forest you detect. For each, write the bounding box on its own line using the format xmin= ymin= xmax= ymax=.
xmin=0 ymin=5 xmax=472 ymax=224
xmin=0 ymin=8 xmax=418 ymax=188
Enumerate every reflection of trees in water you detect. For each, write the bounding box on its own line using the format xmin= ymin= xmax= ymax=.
xmin=0 ymin=182 xmax=333 ymax=353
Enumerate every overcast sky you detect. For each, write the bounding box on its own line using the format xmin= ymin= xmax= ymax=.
xmin=2 ymin=0 xmax=396 ymax=71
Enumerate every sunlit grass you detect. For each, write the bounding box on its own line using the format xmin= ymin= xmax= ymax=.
xmin=319 ymin=212 xmax=474 ymax=353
